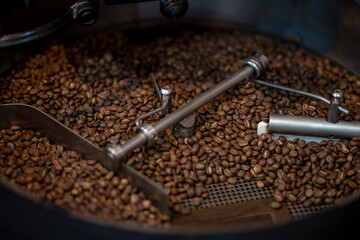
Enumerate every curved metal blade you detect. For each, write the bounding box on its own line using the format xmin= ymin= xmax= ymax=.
xmin=0 ymin=103 xmax=171 ymax=215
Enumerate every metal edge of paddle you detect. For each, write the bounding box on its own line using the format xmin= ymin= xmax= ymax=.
xmin=0 ymin=103 xmax=172 ymax=215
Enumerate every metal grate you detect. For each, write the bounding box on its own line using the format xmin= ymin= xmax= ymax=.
xmin=181 ymin=177 xmax=334 ymax=218
xmin=182 ymin=178 xmax=274 ymax=210
xmin=286 ymin=202 xmax=332 ymax=219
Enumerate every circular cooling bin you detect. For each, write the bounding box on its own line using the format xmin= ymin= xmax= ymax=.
xmin=0 ymin=0 xmax=360 ymax=239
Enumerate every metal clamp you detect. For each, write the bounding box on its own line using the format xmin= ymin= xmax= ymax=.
xmin=137 ymin=123 xmax=158 ymax=147
xmin=327 ymin=89 xmax=342 ymax=123
xmin=241 ymin=54 xmax=269 ymax=78
xmin=135 ymin=74 xmax=173 ymax=146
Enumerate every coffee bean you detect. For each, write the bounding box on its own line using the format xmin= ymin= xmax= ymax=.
xmin=271 ymin=201 xmax=282 ymax=209
xmin=180 ymin=207 xmax=191 ymax=215
xmin=238 ymin=140 xmax=249 ymax=147
xmin=227 ymin=177 xmax=237 ymax=185
xmin=223 ymin=169 xmax=233 ymax=178
xmin=105 ymin=171 xmax=114 ymax=180
xmin=289 ymin=150 xmax=298 ymax=157
xmin=257 ymin=180 xmax=265 ymax=188
xmin=253 ymin=164 xmax=262 ymax=174
xmin=195 ymin=163 xmax=205 ymax=170
xmin=192 ymin=197 xmax=202 ymax=206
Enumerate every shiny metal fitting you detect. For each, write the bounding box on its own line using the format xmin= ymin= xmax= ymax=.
xmin=241 ymin=54 xmax=269 ymax=77
xmin=174 ymin=114 xmax=196 ymax=138
xmin=138 ymin=123 xmax=158 ymax=147
xmin=327 ymin=89 xmax=343 ymax=123
xmin=160 ymin=86 xmax=172 ymax=115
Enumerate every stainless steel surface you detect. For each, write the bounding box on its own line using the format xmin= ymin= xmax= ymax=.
xmin=269 ymin=113 xmax=360 ymax=139
xmin=327 ymin=89 xmax=343 ymax=123
xmin=257 ymin=121 xmax=342 ymax=143
xmin=240 ymin=54 xmax=268 ymax=78
xmin=125 ymin=0 xmax=360 ymax=75
xmin=106 ymin=131 xmax=148 ymax=161
xmin=0 ymin=103 xmax=171 ymax=215
xmin=0 ymin=103 xmax=107 ymax=165
xmin=137 ymin=123 xmax=158 ymax=147
xmin=250 ymin=79 xmax=349 ymax=115
xmin=0 ymin=1 xmax=99 ymax=48
xmin=181 ymin=177 xmax=331 ymax=218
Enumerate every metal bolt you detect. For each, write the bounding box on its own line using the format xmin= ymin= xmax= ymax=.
xmin=332 ymin=89 xmax=343 ymax=100
xmin=160 ymin=86 xmax=172 ymax=115
xmin=327 ymin=89 xmax=342 ymax=123
xmin=71 ymin=0 xmax=99 ymax=26
xmin=160 ymin=0 xmax=189 ymax=20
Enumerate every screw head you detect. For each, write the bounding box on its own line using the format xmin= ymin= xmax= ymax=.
xmin=160 ymin=0 xmax=189 ymax=20
xmin=161 ymin=86 xmax=173 ymax=95
xmin=72 ymin=1 xmax=98 ymax=26
xmin=332 ymin=89 xmax=343 ymax=99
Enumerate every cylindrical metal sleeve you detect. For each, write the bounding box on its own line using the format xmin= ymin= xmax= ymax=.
xmin=107 ymin=133 xmax=147 ymax=161
xmin=153 ymin=66 xmax=254 ymax=133
xmin=269 ymin=113 xmax=360 ymax=139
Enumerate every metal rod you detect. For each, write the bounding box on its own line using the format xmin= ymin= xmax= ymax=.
xmin=150 ymin=73 xmax=162 ymax=100
xmin=251 ymin=79 xmax=349 ymax=115
xmin=107 ymin=133 xmax=148 ymax=161
xmin=154 ymin=66 xmax=254 ymax=133
xmin=107 ymin=54 xmax=268 ymax=161
xmin=135 ymin=104 xmax=167 ymax=128
xmin=269 ymin=113 xmax=360 ymax=139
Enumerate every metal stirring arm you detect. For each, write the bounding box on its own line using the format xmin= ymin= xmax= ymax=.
xmin=0 ymin=103 xmax=171 ymax=215
xmin=135 ymin=73 xmax=172 ymax=129
xmin=0 ymin=54 xmax=269 ymax=214
xmin=252 ymin=79 xmax=360 ymax=140
xmin=107 ymin=54 xmax=269 ymax=162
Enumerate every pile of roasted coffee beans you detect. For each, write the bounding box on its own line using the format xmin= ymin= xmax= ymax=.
xmin=0 ymin=126 xmax=171 ymax=227
xmin=1 ymin=24 xmax=360 ymax=224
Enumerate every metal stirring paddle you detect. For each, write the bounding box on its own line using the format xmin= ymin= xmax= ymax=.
xmin=0 ymin=53 xmax=269 ymax=214
xmin=0 ymin=103 xmax=172 ymax=215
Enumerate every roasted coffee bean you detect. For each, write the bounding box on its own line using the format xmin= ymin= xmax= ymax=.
xmin=257 ymin=180 xmax=265 ymax=188
xmin=227 ymin=177 xmax=238 ymax=185
xmin=192 ymin=197 xmax=202 ymax=206
xmin=270 ymin=201 xmax=282 ymax=209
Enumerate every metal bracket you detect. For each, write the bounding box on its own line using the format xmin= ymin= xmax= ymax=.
xmin=327 ymin=89 xmax=342 ymax=123
xmin=135 ymin=74 xmax=173 ymax=147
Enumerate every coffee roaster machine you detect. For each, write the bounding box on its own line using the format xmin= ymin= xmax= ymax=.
xmin=0 ymin=0 xmax=360 ymax=239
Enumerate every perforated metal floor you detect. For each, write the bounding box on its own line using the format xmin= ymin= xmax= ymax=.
xmin=181 ymin=178 xmax=332 ymax=218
